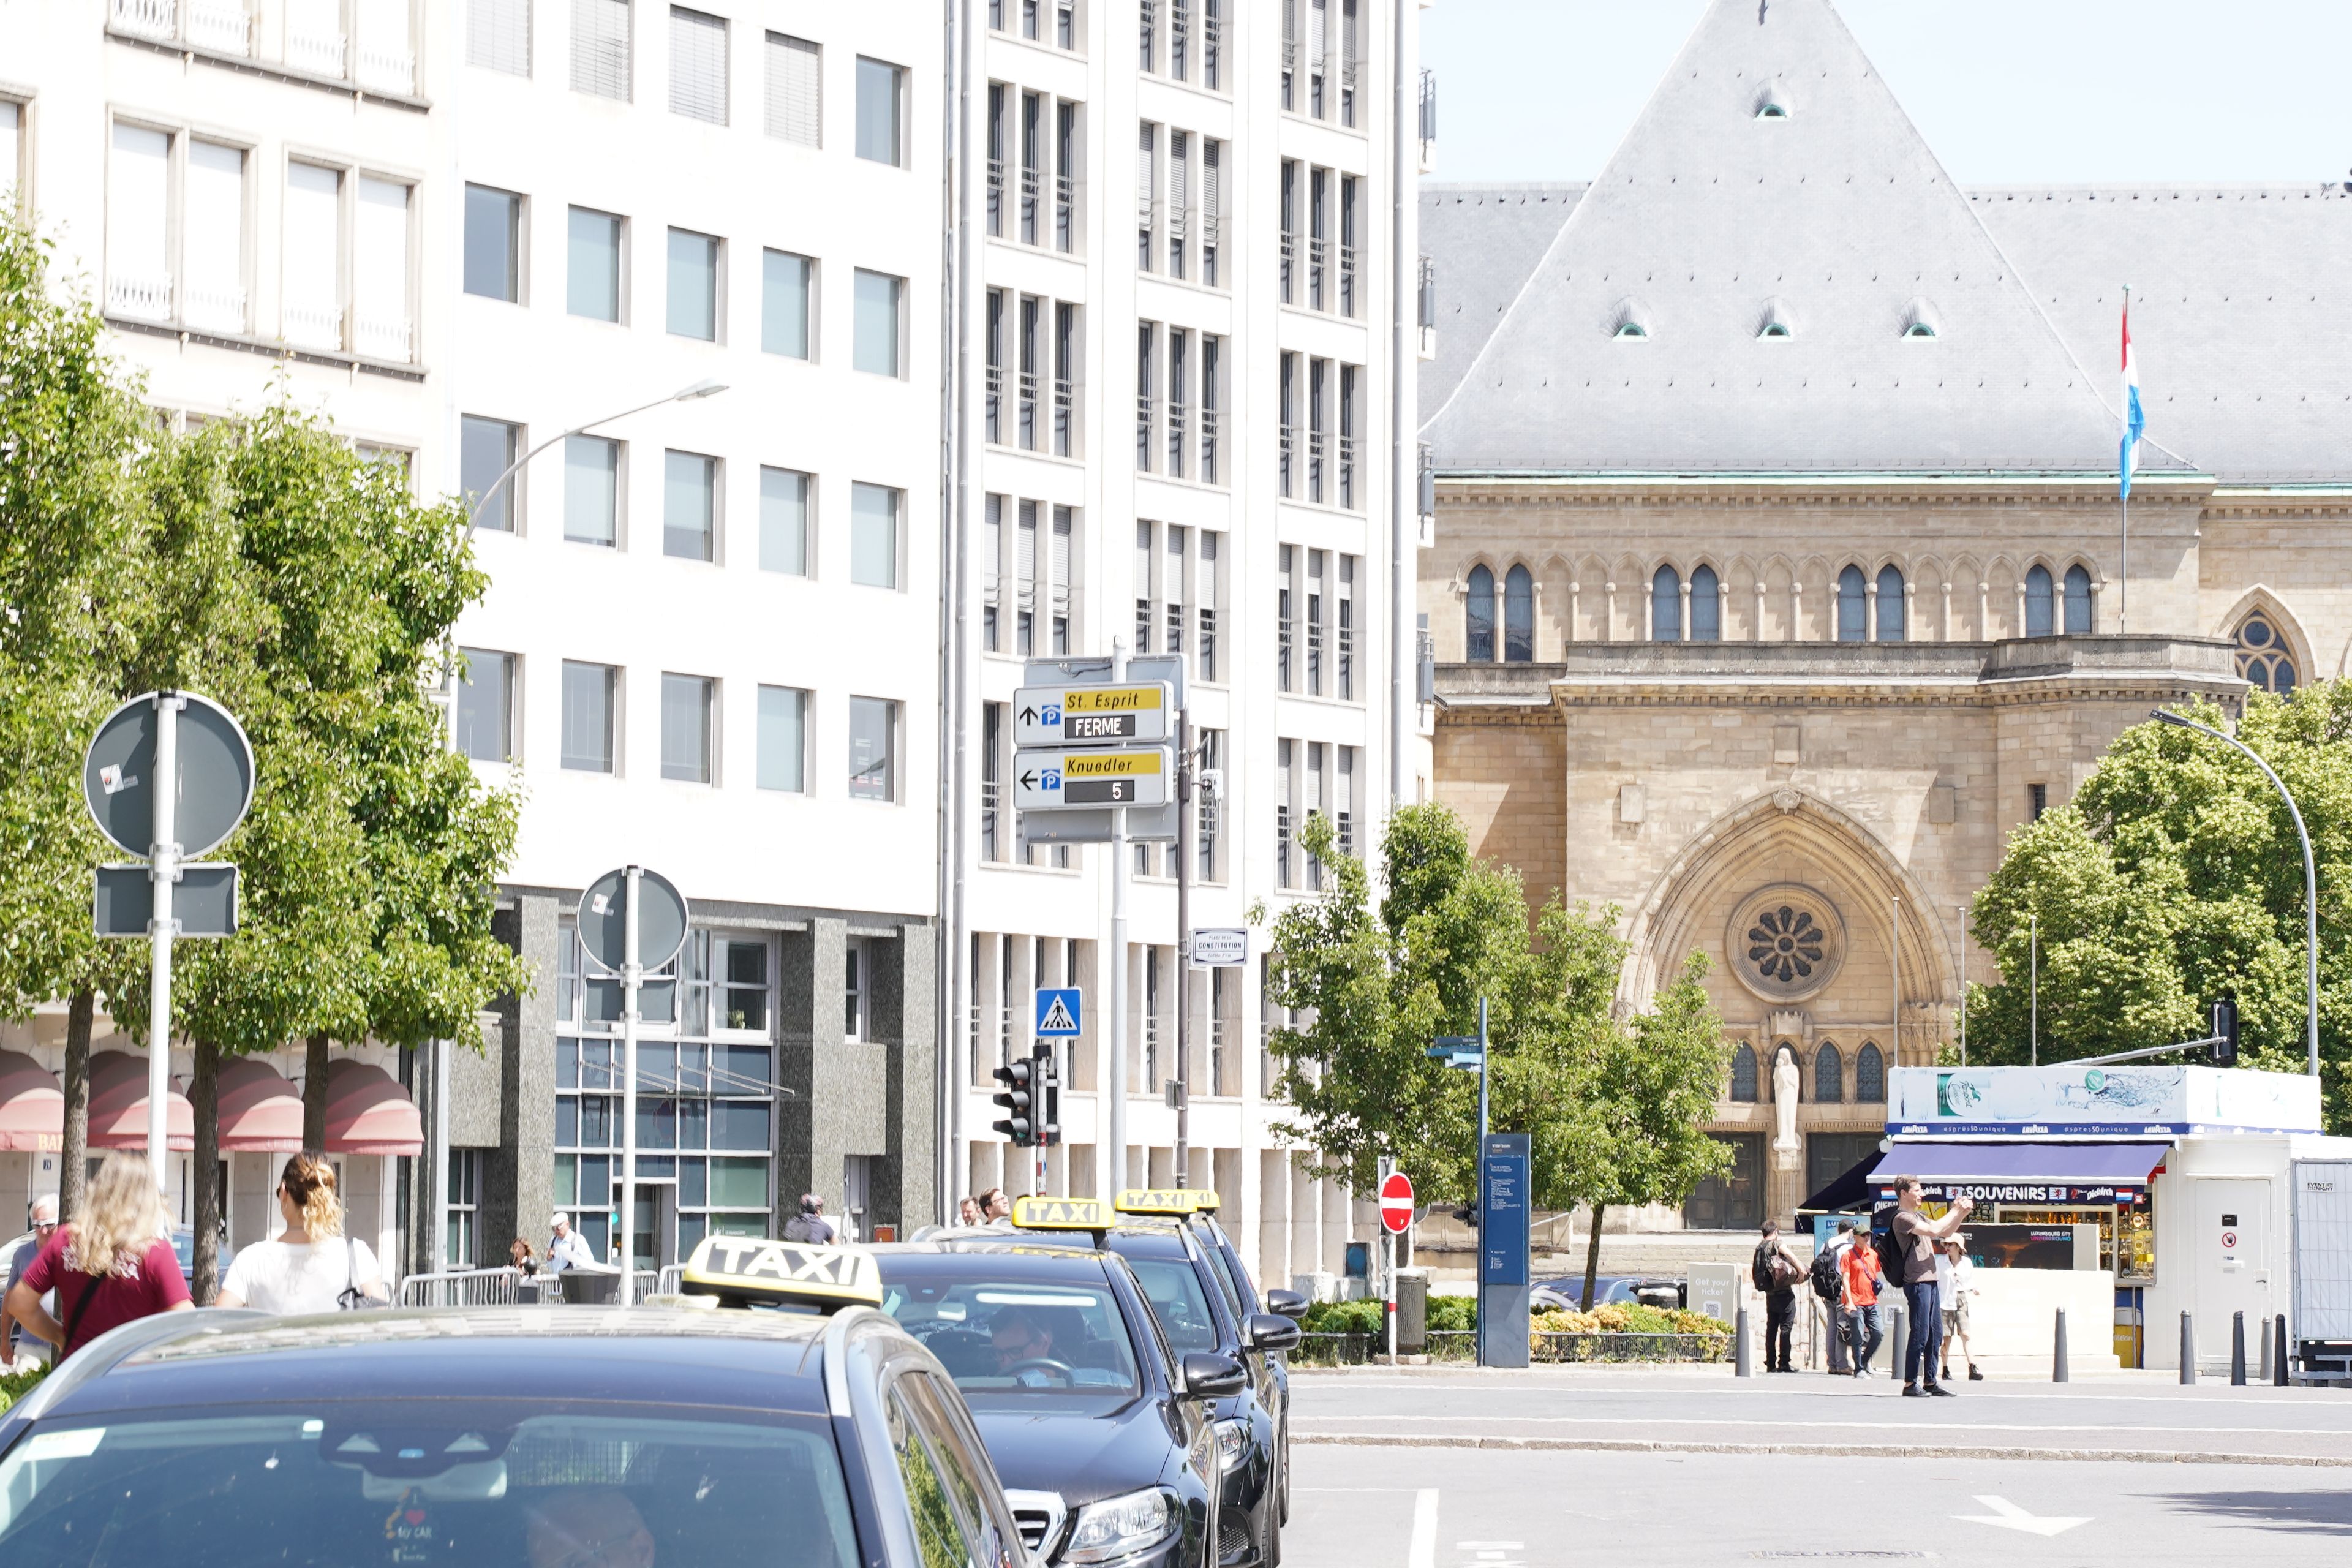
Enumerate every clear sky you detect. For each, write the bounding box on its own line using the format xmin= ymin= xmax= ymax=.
xmin=1423 ymin=0 xmax=2352 ymax=186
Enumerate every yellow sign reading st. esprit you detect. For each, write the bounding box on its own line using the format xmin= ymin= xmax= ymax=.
xmin=1061 ymin=686 xmax=1165 ymax=714
xmin=1060 ymin=751 xmax=1164 ymax=778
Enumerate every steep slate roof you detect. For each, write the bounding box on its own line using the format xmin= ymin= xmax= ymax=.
xmin=1419 ymin=183 xmax=1586 ymax=414
xmin=1420 ymin=0 xmax=2225 ymax=478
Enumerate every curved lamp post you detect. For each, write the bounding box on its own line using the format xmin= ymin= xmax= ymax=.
xmin=2151 ymin=708 xmax=2320 ymax=1077
xmin=464 ymin=377 xmax=730 ymax=527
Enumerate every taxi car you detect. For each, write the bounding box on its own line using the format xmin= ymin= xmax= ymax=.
xmin=1093 ymin=1193 xmax=1302 ymax=1568
xmin=870 ymin=1197 xmax=1249 ymax=1568
xmin=0 ymin=1238 xmax=1026 ymax=1568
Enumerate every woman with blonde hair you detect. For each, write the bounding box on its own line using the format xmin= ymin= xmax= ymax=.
xmin=217 ymin=1152 xmax=388 ymax=1313
xmin=3 ymin=1150 xmax=191 ymax=1361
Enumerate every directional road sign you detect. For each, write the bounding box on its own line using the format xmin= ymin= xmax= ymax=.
xmin=1035 ymin=987 xmax=1083 ymax=1038
xmin=1014 ymin=682 xmax=1173 ymax=748
xmin=1379 ymin=1170 xmax=1415 ymax=1235
xmin=1014 ymin=746 xmax=1171 ymax=810
xmin=83 ymin=690 xmax=255 ymax=859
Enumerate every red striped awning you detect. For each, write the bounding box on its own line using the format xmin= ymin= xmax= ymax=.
xmin=0 ymin=1050 xmax=63 ymax=1152
xmin=88 ymin=1049 xmax=194 ymax=1152
xmin=217 ymin=1057 xmax=307 ymax=1153
xmin=324 ymin=1058 xmax=423 ymax=1156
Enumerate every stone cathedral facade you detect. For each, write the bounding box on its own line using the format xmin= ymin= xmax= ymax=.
xmin=1417 ymin=0 xmax=2350 ymax=1227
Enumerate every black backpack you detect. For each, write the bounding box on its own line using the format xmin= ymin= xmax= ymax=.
xmin=1872 ymin=1225 xmax=1908 ymax=1289
xmin=1751 ymin=1242 xmax=1776 ymax=1292
xmin=1809 ymin=1246 xmax=1844 ymax=1305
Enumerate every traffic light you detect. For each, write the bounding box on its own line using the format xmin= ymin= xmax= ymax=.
xmin=2211 ymin=998 xmax=2240 ymax=1068
xmin=992 ymin=1058 xmax=1039 ymax=1147
xmin=1035 ymin=1046 xmax=1061 ymax=1148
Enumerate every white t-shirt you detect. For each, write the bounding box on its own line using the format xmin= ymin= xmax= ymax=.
xmin=221 ymin=1237 xmax=380 ymax=1315
xmin=1934 ymin=1252 xmax=1973 ymax=1312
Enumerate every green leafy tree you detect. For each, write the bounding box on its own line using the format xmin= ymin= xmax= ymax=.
xmin=1969 ymin=687 xmax=2352 ymax=1131
xmin=0 ymin=217 xmax=156 ymax=1225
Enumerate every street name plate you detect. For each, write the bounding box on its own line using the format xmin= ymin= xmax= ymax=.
xmin=1013 ymin=682 xmax=1172 ymax=748
xmin=1014 ymin=747 xmax=1171 ymax=809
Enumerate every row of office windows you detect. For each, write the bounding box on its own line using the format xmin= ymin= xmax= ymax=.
xmin=1277 ymin=354 xmax=1365 ymax=509
xmin=1137 ymin=123 xmax=1227 ymax=285
xmin=1133 ymin=522 xmax=1227 ymax=682
xmin=470 ymin=1 xmax=907 ymax=167
xmin=461 ymin=190 xmax=906 ymax=374
xmin=988 ymin=86 xmax=1083 ymax=255
xmin=1273 ymin=740 xmax=1361 ymax=890
xmin=460 ymin=426 xmax=903 ymax=586
xmin=1139 ymin=0 xmax=1227 ymax=89
xmin=1138 ymin=323 xmax=1227 ymax=484
xmin=101 ymin=118 xmax=415 ymax=362
xmin=1278 ymin=160 xmax=1363 ymax=318
xmin=1275 ymin=546 xmax=1361 ymax=700
xmin=1281 ymin=0 xmax=1367 ymax=128
xmin=984 ymin=292 xmax=1084 ymax=457
xmin=1461 ymin=560 xmax=2101 ymax=658
xmin=454 ymin=652 xmax=902 ymax=802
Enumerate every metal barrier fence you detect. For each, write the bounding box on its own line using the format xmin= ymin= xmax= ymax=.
xmin=396 ymin=1268 xmax=525 ymax=1308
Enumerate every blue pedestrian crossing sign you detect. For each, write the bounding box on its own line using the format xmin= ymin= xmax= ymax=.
xmin=1035 ymin=987 xmax=1083 ymax=1038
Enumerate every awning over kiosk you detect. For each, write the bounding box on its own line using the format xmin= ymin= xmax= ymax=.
xmin=1868 ymin=1140 xmax=2171 ymax=1204
xmin=217 ymin=1057 xmax=307 ymax=1153
xmin=0 ymin=1050 xmax=63 ymax=1152
xmin=323 ymin=1058 xmax=423 ymax=1156
xmin=88 ymin=1049 xmax=195 ymax=1152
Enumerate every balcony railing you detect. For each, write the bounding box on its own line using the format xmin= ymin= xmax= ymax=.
xmin=1055 ymin=173 xmax=1075 ymax=252
xmin=1052 ymin=375 xmax=1076 ymax=456
xmin=1203 ymin=1 xmax=1221 ymax=88
xmin=985 ymin=363 xmax=1004 ymax=444
xmin=1340 ymin=243 xmax=1358 ymax=318
xmin=1337 ymin=434 xmax=1357 ymax=511
xmin=1278 ymin=422 xmax=1296 ymax=497
xmin=1198 ymin=607 xmax=1218 ymax=681
xmin=287 ymin=25 xmax=347 ymax=79
xmin=183 ymin=284 xmax=247 ymax=334
xmin=356 ymin=36 xmax=415 ymax=94
xmin=187 ymin=0 xmax=251 ymax=54
xmin=285 ymin=301 xmax=344 ymax=352
xmin=1308 ymin=235 xmax=1326 ymax=311
xmin=1018 ymin=368 xmax=1040 ymax=450
xmin=1166 ymin=400 xmax=1186 ymax=478
xmin=1020 ymin=164 xmax=1041 ymax=246
xmin=111 ymin=0 xmax=176 ymax=40
xmin=980 ymin=777 xmax=1003 ymax=861
xmin=107 ymin=271 xmax=174 ymax=323
xmin=355 ymin=310 xmax=412 ymax=363
xmin=1199 ymin=406 xmax=1219 ymax=486
xmin=1279 ymin=230 xmax=1295 ymax=304
xmin=986 ymin=157 xmax=1006 ymax=236
xmin=1136 ymin=394 xmax=1156 ymax=472
xmin=1306 ymin=426 xmax=1327 ymax=504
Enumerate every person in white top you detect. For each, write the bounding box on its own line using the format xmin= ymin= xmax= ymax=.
xmin=1936 ymin=1236 xmax=1983 ymax=1382
xmin=546 ymin=1213 xmax=599 ymax=1272
xmin=217 ymin=1153 xmax=387 ymax=1314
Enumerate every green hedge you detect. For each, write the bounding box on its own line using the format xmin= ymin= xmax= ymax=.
xmin=1298 ymin=1294 xmax=1477 ymax=1336
xmin=0 ymin=1365 xmax=48 ymax=1415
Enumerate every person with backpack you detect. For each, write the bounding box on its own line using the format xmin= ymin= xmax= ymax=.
xmin=216 ymin=1153 xmax=388 ymax=1313
xmin=3 ymin=1152 xmax=191 ymax=1361
xmin=1838 ymin=1218 xmax=1887 ymax=1376
xmin=782 ymin=1194 xmax=837 ymax=1243
xmin=1807 ymin=1227 xmax=1847 ymax=1374
xmin=1751 ymin=1221 xmax=1807 ymax=1373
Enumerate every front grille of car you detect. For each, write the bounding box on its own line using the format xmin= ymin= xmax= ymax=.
xmin=1218 ymin=1514 xmax=1254 ymax=1561
xmin=1004 ymin=1490 xmax=1068 ymax=1559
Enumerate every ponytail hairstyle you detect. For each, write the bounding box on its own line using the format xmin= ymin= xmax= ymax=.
xmin=71 ymin=1151 xmax=173 ymax=1277
xmin=279 ymin=1152 xmax=344 ymax=1238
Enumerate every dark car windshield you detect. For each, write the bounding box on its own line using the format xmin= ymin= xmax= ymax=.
xmin=879 ymin=1272 xmax=1142 ymax=1398
xmin=0 ymin=1405 xmax=858 ymax=1568
xmin=1122 ymin=1256 xmax=1224 ymax=1354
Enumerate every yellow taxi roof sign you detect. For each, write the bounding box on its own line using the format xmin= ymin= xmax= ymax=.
xmin=1011 ymin=1196 xmax=1114 ymax=1231
xmin=1114 ymin=1188 xmax=1222 ymax=1216
xmin=676 ymin=1236 xmax=883 ymax=1311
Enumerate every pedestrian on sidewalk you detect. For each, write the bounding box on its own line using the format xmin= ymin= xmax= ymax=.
xmin=546 ymin=1213 xmax=598 ymax=1272
xmin=1809 ymin=1224 xmax=1849 ymax=1374
xmin=1937 ymin=1237 xmax=1983 ymax=1381
xmin=979 ymin=1187 xmax=1013 ymax=1225
xmin=1752 ymin=1221 xmax=1806 ymax=1373
xmin=782 ymin=1194 xmax=837 ymax=1243
xmin=216 ymin=1153 xmax=388 ymax=1313
xmin=1838 ymin=1218 xmax=1887 ymax=1376
xmin=1 ymin=1194 xmax=59 ymax=1370
xmin=2 ymin=1152 xmax=191 ymax=1362
xmin=957 ymin=1195 xmax=983 ymax=1226
xmin=1888 ymin=1177 xmax=1973 ymax=1397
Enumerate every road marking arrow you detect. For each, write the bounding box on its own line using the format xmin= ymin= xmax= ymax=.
xmin=1954 ymin=1496 xmax=2090 ymax=1537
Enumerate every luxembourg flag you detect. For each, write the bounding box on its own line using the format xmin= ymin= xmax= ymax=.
xmin=2119 ymin=296 xmax=2146 ymax=497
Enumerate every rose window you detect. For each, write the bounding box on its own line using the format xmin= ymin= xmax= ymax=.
xmin=1746 ymin=905 xmax=1825 ymax=986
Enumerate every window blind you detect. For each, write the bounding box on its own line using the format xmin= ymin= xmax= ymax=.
xmin=467 ymin=0 xmax=532 ymax=75
xmin=984 ymin=494 xmax=1003 ymax=605
xmin=766 ymin=33 xmax=821 ymax=145
xmin=1167 ymin=131 xmax=1189 ymax=239
xmin=669 ymin=6 xmax=728 ymax=124
xmin=107 ymin=124 xmax=171 ymax=318
xmin=352 ymin=176 xmax=411 ymax=361
xmin=282 ymin=162 xmax=344 ymax=349
xmin=1136 ymin=123 xmax=1156 ymax=225
xmin=570 ymin=0 xmax=631 ymax=100
xmin=181 ymin=141 xmax=246 ymax=333
xmin=1201 ymin=139 xmax=1221 ymax=243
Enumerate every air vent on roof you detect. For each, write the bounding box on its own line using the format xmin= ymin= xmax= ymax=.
xmin=1753 ymin=81 xmax=1793 ymax=119
xmin=1901 ymin=298 xmax=1941 ymax=339
xmin=1754 ymin=298 xmax=1796 ymax=341
xmin=1610 ymin=298 xmax=1653 ymax=341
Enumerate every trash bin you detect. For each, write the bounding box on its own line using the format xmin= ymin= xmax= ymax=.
xmin=558 ymin=1269 xmax=622 ymax=1305
xmin=1395 ymin=1268 xmax=1429 ymax=1354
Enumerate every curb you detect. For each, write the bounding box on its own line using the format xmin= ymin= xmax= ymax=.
xmin=1292 ymin=1431 xmax=2352 ymax=1468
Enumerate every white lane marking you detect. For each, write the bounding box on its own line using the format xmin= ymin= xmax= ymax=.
xmin=1954 ymin=1495 xmax=2090 ymax=1537
xmin=1299 ymin=1412 xmax=2332 ymax=1439
xmin=1408 ymin=1490 xmax=1439 ymax=1568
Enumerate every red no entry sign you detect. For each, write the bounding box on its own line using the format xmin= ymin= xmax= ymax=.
xmin=1379 ymin=1171 xmax=1415 ymax=1234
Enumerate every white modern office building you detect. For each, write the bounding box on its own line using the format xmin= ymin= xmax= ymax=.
xmin=943 ymin=0 xmax=1428 ymax=1289
xmin=1 ymin=0 xmax=1428 ymax=1293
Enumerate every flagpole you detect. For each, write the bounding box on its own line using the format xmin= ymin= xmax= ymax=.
xmin=2120 ymin=285 xmax=2132 ymax=635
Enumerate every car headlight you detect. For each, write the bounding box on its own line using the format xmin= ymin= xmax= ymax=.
xmin=1213 ymin=1419 xmax=1250 ymax=1466
xmin=1063 ymin=1487 xmax=1181 ymax=1564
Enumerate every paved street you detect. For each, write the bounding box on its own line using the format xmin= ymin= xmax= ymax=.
xmin=1283 ymin=1370 xmax=2352 ymax=1566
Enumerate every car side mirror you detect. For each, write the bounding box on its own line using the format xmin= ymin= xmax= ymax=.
xmin=1181 ymin=1351 xmax=1248 ymax=1400
xmin=1262 ymin=1289 xmax=1308 ymax=1320
xmin=1246 ymin=1313 xmax=1302 ymax=1352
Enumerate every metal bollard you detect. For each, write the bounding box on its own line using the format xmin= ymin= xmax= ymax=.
xmin=2258 ymin=1316 xmax=2272 ymax=1383
xmin=1888 ymin=1301 xmax=1907 ymax=1382
xmin=2053 ymin=1306 xmax=2069 ymax=1383
xmin=2180 ymin=1311 xmax=2196 ymax=1385
xmin=1735 ymin=1306 xmax=1753 ymax=1378
xmin=2275 ymin=1315 xmax=2291 ymax=1387
xmin=2231 ymin=1311 xmax=2247 ymax=1386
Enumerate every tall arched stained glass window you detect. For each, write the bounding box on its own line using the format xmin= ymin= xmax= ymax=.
xmin=1691 ymin=564 xmax=1722 ymax=642
xmin=2236 ymin=612 xmax=2296 ymax=693
xmin=1855 ymin=1041 xmax=1886 ymax=1104
xmin=1465 ymin=565 xmax=1495 ymax=662
xmin=1814 ymin=1041 xmax=1844 ymax=1104
xmin=1836 ymin=565 xmax=1867 ymax=643
xmin=2025 ymin=564 xmax=2055 ymax=636
xmin=1728 ymin=1042 xmax=1758 ymax=1103
xmin=1652 ymin=566 xmax=1683 ymax=641
xmin=2064 ymin=565 xmax=2094 ymax=635
xmin=1504 ymin=565 xmax=1536 ymax=662
xmin=1875 ymin=565 xmax=1905 ymax=642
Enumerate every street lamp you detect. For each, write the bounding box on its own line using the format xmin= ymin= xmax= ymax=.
xmin=2151 ymin=708 xmax=2320 ymax=1077
xmin=464 ymin=378 xmax=731 ymax=527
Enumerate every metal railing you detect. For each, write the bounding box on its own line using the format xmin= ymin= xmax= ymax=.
xmin=1052 ymin=375 xmax=1076 ymax=456
xmin=398 ymin=1268 xmax=525 ymax=1308
xmin=987 ymin=157 xmax=1006 ymax=236
xmin=1308 ymin=235 xmax=1327 ymax=311
xmin=1279 ymin=231 xmax=1296 ymax=304
xmin=1020 ymin=164 xmax=1041 ymax=246
xmin=1340 ymin=243 xmax=1357 ymax=318
xmin=1278 ymin=423 xmax=1296 ymax=497
xmin=1055 ymin=173 xmax=1076 ymax=252
xmin=1199 ymin=406 xmax=1219 ymax=485
xmin=1019 ymin=368 xmax=1040 ymax=450
xmin=1337 ymin=434 xmax=1357 ymax=511
xmin=1136 ymin=394 xmax=1157 ymax=471
xmin=984 ymin=363 xmax=1004 ymax=444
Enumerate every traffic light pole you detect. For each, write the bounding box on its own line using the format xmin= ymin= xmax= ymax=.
xmin=619 ymin=865 xmax=641 ymax=1306
xmin=1174 ymin=708 xmax=1193 ymax=1190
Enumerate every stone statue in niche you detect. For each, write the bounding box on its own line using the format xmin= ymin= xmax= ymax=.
xmin=1772 ymin=1046 xmax=1801 ymax=1153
